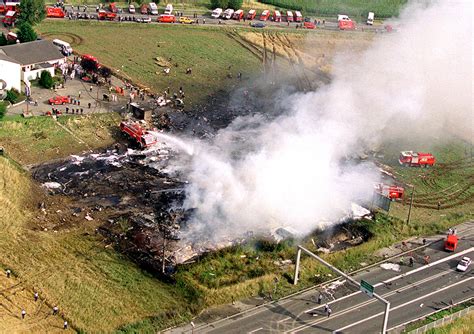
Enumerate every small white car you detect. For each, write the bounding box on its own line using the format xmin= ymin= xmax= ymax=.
xmin=456 ymin=256 xmax=471 ymax=272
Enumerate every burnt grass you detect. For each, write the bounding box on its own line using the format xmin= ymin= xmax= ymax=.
xmin=30 ymin=77 xmax=373 ymax=281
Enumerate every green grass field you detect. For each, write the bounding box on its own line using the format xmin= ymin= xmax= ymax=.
xmin=0 ymin=113 xmax=121 ymax=164
xmin=0 ymin=156 xmax=194 ymax=333
xmin=36 ymin=20 xmax=263 ymax=107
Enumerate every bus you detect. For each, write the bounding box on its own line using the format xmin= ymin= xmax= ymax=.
xmin=53 ymin=39 xmax=73 ymax=56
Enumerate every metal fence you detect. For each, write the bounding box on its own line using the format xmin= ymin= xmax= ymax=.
xmin=406 ymin=306 xmax=473 ymax=334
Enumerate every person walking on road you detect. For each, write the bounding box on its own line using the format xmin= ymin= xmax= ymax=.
xmin=324 ymin=303 xmax=329 ymax=313
xmin=327 ymin=307 xmax=332 ymax=317
xmin=317 ymin=294 xmax=322 ymax=304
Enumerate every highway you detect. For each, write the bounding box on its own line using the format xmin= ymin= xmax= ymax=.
xmin=173 ymin=221 xmax=474 ymax=333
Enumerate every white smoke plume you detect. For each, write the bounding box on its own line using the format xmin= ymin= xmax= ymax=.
xmin=172 ymin=0 xmax=472 ymax=241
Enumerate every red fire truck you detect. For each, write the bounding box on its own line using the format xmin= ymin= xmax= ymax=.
xmin=399 ymin=151 xmax=436 ymax=167
xmin=2 ymin=10 xmax=17 ymax=26
xmin=444 ymin=234 xmax=458 ymax=252
xmin=46 ymin=7 xmax=65 ymax=18
xmin=120 ymin=121 xmax=158 ymax=148
xmin=98 ymin=9 xmax=116 ymax=20
xmin=374 ymin=183 xmax=404 ymax=200
xmin=259 ymin=10 xmax=270 ymax=21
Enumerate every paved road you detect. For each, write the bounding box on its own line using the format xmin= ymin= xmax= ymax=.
xmin=174 ymin=221 xmax=474 ymax=333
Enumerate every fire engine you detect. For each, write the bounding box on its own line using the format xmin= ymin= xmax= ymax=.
xmin=374 ymin=183 xmax=404 ymax=200
xmin=399 ymin=151 xmax=435 ymax=167
xmin=98 ymin=9 xmax=116 ymax=20
xmin=120 ymin=121 xmax=158 ymax=148
xmin=2 ymin=10 xmax=17 ymax=26
xmin=444 ymin=234 xmax=458 ymax=252
xmin=46 ymin=7 xmax=65 ymax=18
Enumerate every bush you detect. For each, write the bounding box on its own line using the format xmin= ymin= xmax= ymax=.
xmin=228 ymin=0 xmax=242 ymax=10
xmin=210 ymin=0 xmax=228 ymax=9
xmin=38 ymin=70 xmax=54 ymax=89
xmin=16 ymin=22 xmax=37 ymax=43
xmin=0 ymin=102 xmax=7 ymax=120
xmin=5 ymin=89 xmax=21 ymax=104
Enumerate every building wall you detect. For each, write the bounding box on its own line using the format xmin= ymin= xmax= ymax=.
xmin=23 ymin=67 xmax=55 ymax=82
xmin=0 ymin=59 xmax=21 ymax=91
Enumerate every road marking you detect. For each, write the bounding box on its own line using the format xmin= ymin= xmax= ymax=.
xmin=277 ymin=317 xmax=292 ymax=323
xmin=291 ymin=270 xmax=468 ymax=333
xmin=332 ymin=277 xmax=473 ymax=333
xmin=302 ymin=247 xmax=473 ymax=315
xmin=378 ymin=247 xmax=474 ymax=286
xmin=247 ymin=327 xmax=263 ymax=333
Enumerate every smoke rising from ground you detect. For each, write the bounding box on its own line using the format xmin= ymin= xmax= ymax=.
xmin=173 ymin=1 xmax=472 ymax=242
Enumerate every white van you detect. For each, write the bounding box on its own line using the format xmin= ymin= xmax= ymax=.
xmin=148 ymin=2 xmax=158 ymax=15
xmin=211 ymin=8 xmax=222 ymax=18
xmin=337 ymin=14 xmax=349 ymax=21
xmin=367 ymin=12 xmax=374 ymax=25
xmin=223 ymin=8 xmax=234 ymax=19
xmin=53 ymin=39 xmax=73 ymax=56
xmin=164 ymin=4 xmax=173 ymax=15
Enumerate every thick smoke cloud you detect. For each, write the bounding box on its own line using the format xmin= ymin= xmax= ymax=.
xmin=173 ymin=0 xmax=472 ymax=241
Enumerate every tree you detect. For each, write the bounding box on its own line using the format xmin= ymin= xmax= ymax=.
xmin=210 ymin=0 xmax=228 ymax=9
xmin=18 ymin=0 xmax=46 ymax=26
xmin=227 ymin=0 xmax=243 ymax=10
xmin=0 ymin=102 xmax=7 ymax=120
xmin=0 ymin=33 xmax=7 ymax=46
xmin=38 ymin=71 xmax=54 ymax=89
xmin=17 ymin=22 xmax=37 ymax=43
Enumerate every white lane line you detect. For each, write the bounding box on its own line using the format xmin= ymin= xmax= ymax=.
xmin=247 ymin=327 xmax=263 ymax=333
xmin=332 ymin=277 xmax=473 ymax=333
xmin=303 ymin=249 xmax=470 ymax=315
xmin=378 ymin=247 xmax=474 ymax=286
xmin=292 ymin=268 xmax=463 ymax=333
xmin=277 ymin=317 xmax=292 ymax=323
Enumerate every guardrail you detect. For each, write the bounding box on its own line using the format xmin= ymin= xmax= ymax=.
xmin=392 ymin=304 xmax=473 ymax=334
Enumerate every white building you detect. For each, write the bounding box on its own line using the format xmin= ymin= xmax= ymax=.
xmin=0 ymin=53 xmax=21 ymax=91
xmin=0 ymin=40 xmax=66 ymax=88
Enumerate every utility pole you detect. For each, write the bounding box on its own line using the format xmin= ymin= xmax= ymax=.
xmin=294 ymin=245 xmax=390 ymax=334
xmin=407 ymin=185 xmax=415 ymax=224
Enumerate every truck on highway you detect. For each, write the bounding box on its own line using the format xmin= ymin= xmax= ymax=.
xmin=148 ymin=2 xmax=158 ymax=15
xmin=211 ymin=8 xmax=222 ymax=18
xmin=233 ymin=9 xmax=243 ymax=20
xmin=246 ymin=9 xmax=256 ymax=20
xmin=294 ymin=11 xmax=302 ymax=22
xmin=444 ymin=234 xmax=458 ymax=252
xmin=223 ymin=8 xmax=234 ymax=19
xmin=399 ymin=151 xmax=436 ymax=167
xmin=164 ymin=4 xmax=173 ymax=15
xmin=273 ymin=10 xmax=281 ymax=22
xmin=259 ymin=10 xmax=270 ymax=21
xmin=46 ymin=7 xmax=65 ymax=18
xmin=367 ymin=12 xmax=374 ymax=25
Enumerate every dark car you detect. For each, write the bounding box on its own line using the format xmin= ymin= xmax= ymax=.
xmin=251 ymin=22 xmax=265 ymax=28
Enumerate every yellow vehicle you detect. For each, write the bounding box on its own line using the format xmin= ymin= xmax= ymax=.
xmin=179 ymin=16 xmax=194 ymax=24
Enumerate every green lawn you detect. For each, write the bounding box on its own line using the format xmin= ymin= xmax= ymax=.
xmin=0 ymin=113 xmax=121 ymax=165
xmin=37 ymin=20 xmax=263 ymax=107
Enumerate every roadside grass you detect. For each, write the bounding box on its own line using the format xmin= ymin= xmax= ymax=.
xmin=424 ymin=312 xmax=474 ymax=334
xmin=404 ymin=300 xmax=474 ymax=333
xmin=0 ymin=156 xmax=194 ymax=332
xmin=0 ymin=113 xmax=121 ymax=165
xmin=36 ymin=20 xmax=263 ymax=107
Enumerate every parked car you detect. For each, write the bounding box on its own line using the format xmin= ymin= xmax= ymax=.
xmin=138 ymin=17 xmax=151 ymax=23
xmin=158 ymin=14 xmax=176 ymax=23
xmin=211 ymin=8 xmax=222 ymax=18
xmin=179 ymin=16 xmax=194 ymax=24
xmin=49 ymin=96 xmax=70 ymax=105
xmin=457 ymin=257 xmax=471 ymax=272
xmin=251 ymin=22 xmax=265 ymax=28
xmin=128 ymin=4 xmax=135 ymax=13
xmin=140 ymin=4 xmax=148 ymax=15
xmin=148 ymin=2 xmax=158 ymax=15
xmin=223 ymin=8 xmax=234 ymax=19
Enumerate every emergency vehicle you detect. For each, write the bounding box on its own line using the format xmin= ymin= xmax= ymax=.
xmin=399 ymin=151 xmax=436 ymax=167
